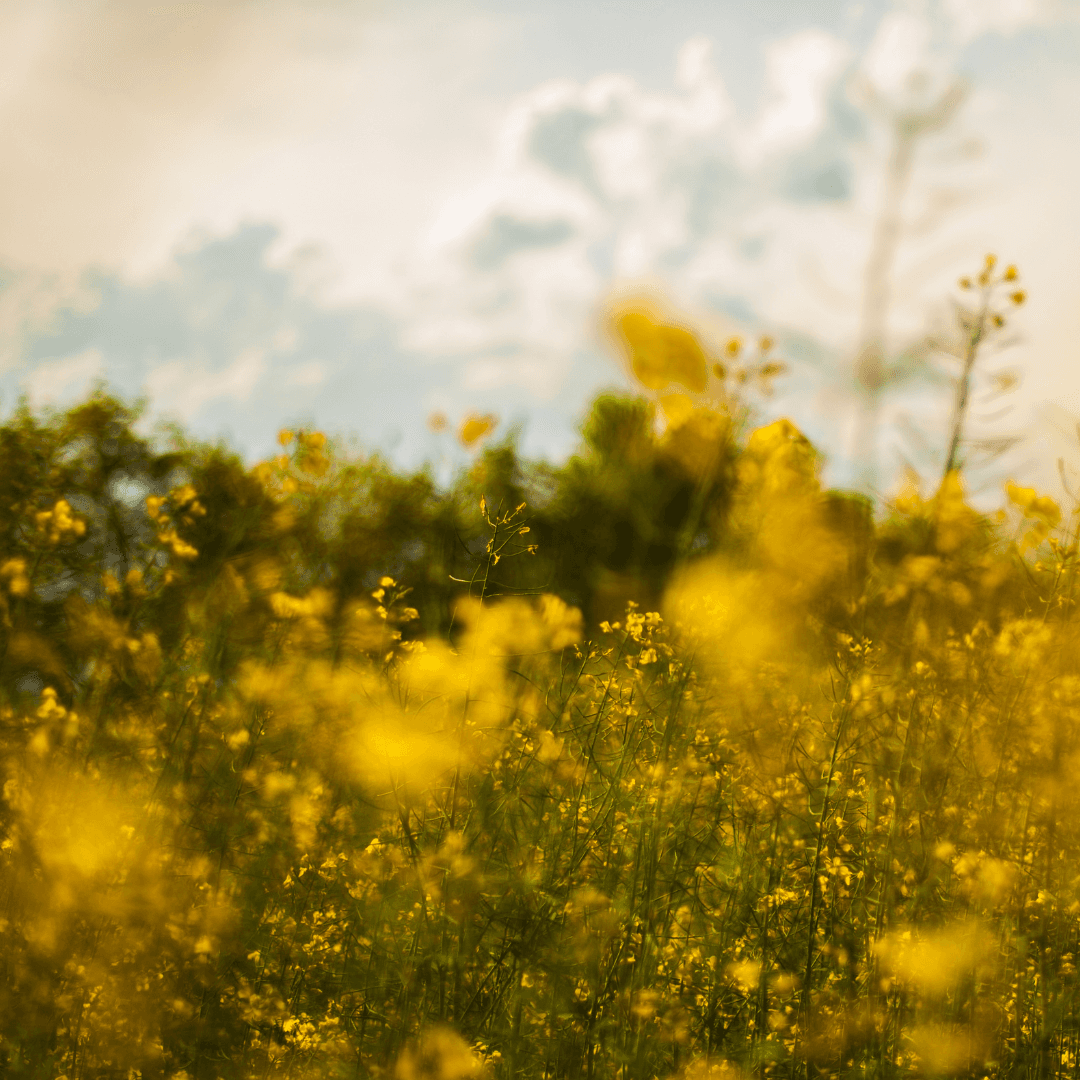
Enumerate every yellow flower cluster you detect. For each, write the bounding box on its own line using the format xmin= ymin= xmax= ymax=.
xmin=252 ymin=429 xmax=332 ymax=495
xmin=610 ymin=299 xmax=785 ymax=432
xmin=0 ymin=557 xmax=30 ymax=596
xmin=34 ymin=498 xmax=86 ymax=545
xmin=146 ymin=484 xmax=205 ymax=561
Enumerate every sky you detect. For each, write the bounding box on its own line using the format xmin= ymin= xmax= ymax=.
xmin=1 ymin=0 xmax=1079 ymax=508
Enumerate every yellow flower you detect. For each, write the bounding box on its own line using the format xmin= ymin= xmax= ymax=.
xmin=458 ymin=413 xmax=498 ymax=448
xmin=1006 ymin=480 xmax=1060 ymax=528
xmin=613 ymin=306 xmax=709 ymax=393
xmin=1 ymin=558 xmax=30 ymax=596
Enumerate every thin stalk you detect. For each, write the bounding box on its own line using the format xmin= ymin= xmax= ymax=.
xmin=797 ymin=698 xmax=851 ymax=1070
xmin=943 ymin=292 xmax=991 ymax=483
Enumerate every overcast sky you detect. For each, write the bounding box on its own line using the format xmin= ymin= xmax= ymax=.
xmin=1 ymin=0 xmax=1078 ymax=506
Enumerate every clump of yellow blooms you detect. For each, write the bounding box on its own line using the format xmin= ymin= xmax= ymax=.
xmin=608 ymin=296 xmax=785 ymax=419
xmin=957 ymin=253 xmax=1027 ymax=335
xmin=251 ymin=428 xmax=334 ymax=499
xmin=0 ymin=556 xmax=30 ymax=596
xmin=1006 ymin=477 xmax=1062 ymax=550
xmin=34 ymin=498 xmax=86 ymax=545
xmin=146 ymin=483 xmax=205 ymax=560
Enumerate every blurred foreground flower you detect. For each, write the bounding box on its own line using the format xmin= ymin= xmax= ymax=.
xmin=458 ymin=412 xmax=498 ymax=448
xmin=395 ymin=1026 xmax=487 ymax=1080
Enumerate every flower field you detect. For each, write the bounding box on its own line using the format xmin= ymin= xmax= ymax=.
xmin=1 ymin=283 xmax=1078 ymax=1079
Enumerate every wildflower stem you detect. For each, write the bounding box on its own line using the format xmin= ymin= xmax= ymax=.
xmin=798 ymin=694 xmax=851 ymax=1066
xmin=943 ymin=291 xmax=990 ymax=482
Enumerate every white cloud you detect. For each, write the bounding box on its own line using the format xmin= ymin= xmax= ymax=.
xmin=463 ymin=352 xmax=568 ymax=398
xmin=145 ymin=346 xmax=265 ymax=421
xmin=590 ymin=124 xmax=656 ymax=200
xmin=388 ymin=34 xmax=764 ymax=396
xmin=0 ymin=1 xmax=508 ymax=300
xmin=22 ymin=348 xmax=104 ymax=406
xmin=0 ymin=268 xmax=101 ymax=373
xmin=284 ymin=359 xmax=326 ymax=388
xmin=734 ymin=30 xmax=850 ymax=169
xmin=861 ymin=11 xmax=933 ymax=99
xmin=383 ymin=28 xmax=862 ymax=404
xmin=673 ymin=37 xmax=736 ymax=131
xmin=943 ymin=0 xmax=1052 ymax=44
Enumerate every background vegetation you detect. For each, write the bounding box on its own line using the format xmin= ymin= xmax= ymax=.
xmin=0 ymin=260 xmax=1075 ymax=1080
